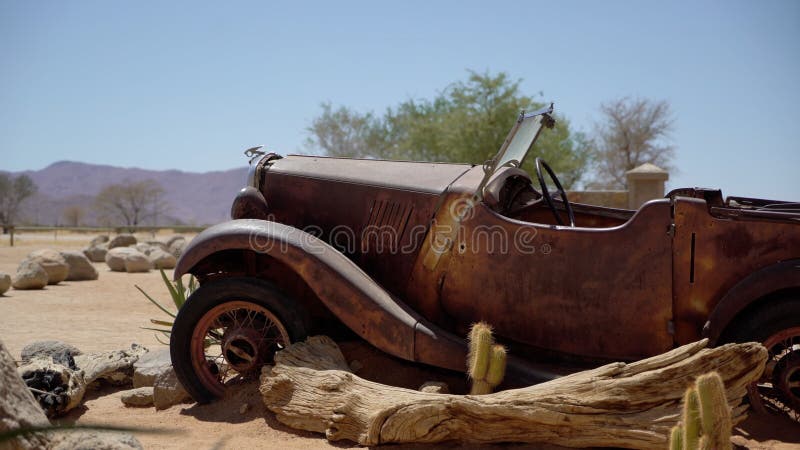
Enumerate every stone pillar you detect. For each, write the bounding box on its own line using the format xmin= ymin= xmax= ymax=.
xmin=626 ymin=163 xmax=669 ymax=209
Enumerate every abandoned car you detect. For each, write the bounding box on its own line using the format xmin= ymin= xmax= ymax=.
xmin=170 ymin=105 xmax=800 ymax=417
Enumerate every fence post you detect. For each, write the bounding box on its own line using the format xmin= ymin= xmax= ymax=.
xmin=626 ymin=164 xmax=669 ymax=209
xmin=9 ymin=226 xmax=13 ymax=247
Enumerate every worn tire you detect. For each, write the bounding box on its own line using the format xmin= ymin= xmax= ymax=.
xmin=721 ymin=294 xmax=800 ymax=418
xmin=170 ymin=277 xmax=307 ymax=403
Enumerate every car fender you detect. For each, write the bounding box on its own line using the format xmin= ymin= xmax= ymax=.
xmin=174 ymin=218 xmax=473 ymax=372
xmin=704 ymin=259 xmax=800 ymax=344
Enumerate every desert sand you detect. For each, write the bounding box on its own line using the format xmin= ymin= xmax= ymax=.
xmin=1 ymin=232 xmax=797 ymax=449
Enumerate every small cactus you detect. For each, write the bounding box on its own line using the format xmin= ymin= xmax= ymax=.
xmin=669 ymin=371 xmax=732 ymax=450
xmin=467 ymin=322 xmax=507 ymax=395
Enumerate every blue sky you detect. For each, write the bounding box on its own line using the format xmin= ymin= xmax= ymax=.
xmin=1 ymin=0 xmax=798 ymax=199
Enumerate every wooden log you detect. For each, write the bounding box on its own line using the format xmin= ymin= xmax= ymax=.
xmin=259 ymin=336 xmax=766 ymax=449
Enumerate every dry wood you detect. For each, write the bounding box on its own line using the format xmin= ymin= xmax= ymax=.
xmin=259 ymin=336 xmax=766 ymax=449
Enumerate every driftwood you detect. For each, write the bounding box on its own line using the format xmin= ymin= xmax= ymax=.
xmin=259 ymin=336 xmax=766 ymax=449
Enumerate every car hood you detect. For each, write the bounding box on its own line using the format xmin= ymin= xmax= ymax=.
xmin=267 ymin=155 xmax=473 ymax=194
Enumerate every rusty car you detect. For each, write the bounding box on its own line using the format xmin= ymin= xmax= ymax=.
xmin=169 ymin=105 xmax=800 ymax=417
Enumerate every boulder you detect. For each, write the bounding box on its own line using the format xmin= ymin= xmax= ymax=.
xmin=90 ymin=234 xmax=109 ymax=246
xmin=0 ymin=339 xmax=51 ymax=450
xmin=168 ymin=238 xmax=187 ymax=258
xmin=418 ymin=381 xmax=450 ymax=394
xmin=133 ymin=347 xmax=171 ymax=388
xmin=165 ymin=235 xmax=186 ymax=247
xmin=51 ymin=431 xmax=143 ymax=450
xmin=153 ymin=365 xmax=191 ymax=410
xmin=124 ymin=252 xmax=152 ymax=273
xmin=134 ymin=243 xmax=153 ymax=255
xmin=106 ymin=247 xmax=150 ymax=272
xmin=12 ymin=259 xmax=49 ymax=290
xmin=108 ymin=234 xmax=137 ymax=249
xmin=83 ymin=244 xmax=108 ymax=263
xmin=149 ymin=248 xmax=177 ymax=270
xmin=121 ymin=386 xmax=154 ymax=407
xmin=60 ymin=251 xmax=99 ymax=281
xmin=146 ymin=240 xmax=170 ymax=253
xmin=21 ymin=340 xmax=82 ymax=364
xmin=26 ymin=249 xmax=69 ymax=285
xmin=0 ymin=272 xmax=10 ymax=295
xmin=73 ymin=343 xmax=148 ymax=386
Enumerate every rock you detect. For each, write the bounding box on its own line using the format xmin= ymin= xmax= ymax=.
xmin=165 ymin=235 xmax=186 ymax=247
xmin=153 ymin=365 xmax=191 ymax=410
xmin=17 ymin=356 xmax=87 ymax=417
xmin=108 ymin=234 xmax=137 ymax=249
xmin=349 ymin=359 xmax=363 ymax=373
xmin=0 ymin=272 xmax=10 ymax=295
xmin=12 ymin=259 xmax=49 ymax=290
xmin=74 ymin=343 xmax=148 ymax=386
xmin=168 ymin=237 xmax=187 ymax=258
xmin=21 ymin=340 xmax=82 ymax=364
xmin=0 ymin=339 xmax=51 ymax=450
xmin=60 ymin=251 xmax=99 ymax=281
xmin=83 ymin=244 xmax=108 ymax=263
xmin=133 ymin=348 xmax=171 ymax=388
xmin=124 ymin=252 xmax=152 ymax=273
xmin=146 ymin=240 xmax=170 ymax=253
xmin=134 ymin=243 xmax=153 ymax=255
xmin=121 ymin=386 xmax=154 ymax=407
xmin=106 ymin=247 xmax=150 ymax=272
xmin=26 ymin=249 xmax=69 ymax=285
xmin=148 ymin=248 xmax=176 ymax=270
xmin=51 ymin=431 xmax=143 ymax=450
xmin=90 ymin=234 xmax=109 ymax=246
xmin=418 ymin=381 xmax=450 ymax=394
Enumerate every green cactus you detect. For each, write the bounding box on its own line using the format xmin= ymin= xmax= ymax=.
xmin=668 ymin=371 xmax=732 ymax=450
xmin=467 ymin=322 xmax=507 ymax=395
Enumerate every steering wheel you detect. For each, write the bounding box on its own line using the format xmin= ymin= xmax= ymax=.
xmin=535 ymin=157 xmax=576 ymax=227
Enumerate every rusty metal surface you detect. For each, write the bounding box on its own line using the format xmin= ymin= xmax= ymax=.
xmin=672 ymin=197 xmax=800 ymax=344
xmin=175 ymin=219 xmax=468 ymax=372
xmin=182 ymin=151 xmax=799 ymax=376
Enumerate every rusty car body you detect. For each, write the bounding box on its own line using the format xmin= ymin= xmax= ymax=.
xmin=170 ymin=105 xmax=800 ymax=416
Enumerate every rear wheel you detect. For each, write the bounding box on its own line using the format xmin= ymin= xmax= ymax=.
xmin=170 ymin=278 xmax=306 ymax=403
xmin=723 ymin=296 xmax=800 ymax=422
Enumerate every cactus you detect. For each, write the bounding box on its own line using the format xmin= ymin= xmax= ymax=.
xmin=467 ymin=322 xmax=507 ymax=395
xmin=668 ymin=371 xmax=732 ymax=450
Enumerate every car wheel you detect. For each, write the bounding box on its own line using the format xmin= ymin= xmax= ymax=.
xmin=722 ymin=296 xmax=800 ymax=422
xmin=170 ymin=277 xmax=306 ymax=403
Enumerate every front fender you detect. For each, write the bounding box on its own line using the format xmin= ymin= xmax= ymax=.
xmin=175 ymin=219 xmax=469 ymax=371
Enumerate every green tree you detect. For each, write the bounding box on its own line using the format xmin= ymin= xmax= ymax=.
xmin=0 ymin=174 xmax=37 ymax=232
xmin=306 ymin=71 xmax=590 ymax=188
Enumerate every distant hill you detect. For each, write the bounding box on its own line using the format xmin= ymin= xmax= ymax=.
xmin=6 ymin=161 xmax=248 ymax=226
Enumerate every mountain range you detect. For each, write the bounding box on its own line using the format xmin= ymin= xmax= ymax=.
xmin=7 ymin=161 xmax=249 ymax=226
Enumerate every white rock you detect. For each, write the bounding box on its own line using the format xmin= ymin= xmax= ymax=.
xmin=90 ymin=235 xmax=109 ymax=246
xmin=83 ymin=245 xmax=108 ymax=263
xmin=21 ymin=340 xmax=82 ymax=364
xmin=0 ymin=340 xmax=51 ymax=449
xmin=133 ymin=348 xmax=171 ymax=388
xmin=121 ymin=386 xmax=154 ymax=407
xmin=124 ymin=252 xmax=152 ymax=273
xmin=60 ymin=251 xmax=99 ymax=281
xmin=106 ymin=247 xmax=150 ymax=272
xmin=419 ymin=381 xmax=450 ymax=394
xmin=153 ymin=366 xmax=191 ymax=410
xmin=108 ymin=234 xmax=137 ymax=249
xmin=168 ymin=238 xmax=187 ymax=258
xmin=149 ymin=248 xmax=177 ymax=270
xmin=0 ymin=273 xmax=10 ymax=295
xmin=12 ymin=259 xmax=49 ymax=290
xmin=26 ymin=249 xmax=69 ymax=285
xmin=51 ymin=431 xmax=143 ymax=450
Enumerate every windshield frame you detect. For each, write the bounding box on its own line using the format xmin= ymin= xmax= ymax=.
xmin=475 ymin=104 xmax=555 ymax=201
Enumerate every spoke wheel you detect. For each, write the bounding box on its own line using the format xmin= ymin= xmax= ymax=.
xmin=191 ymin=301 xmax=290 ymax=398
xmin=171 ymin=277 xmax=306 ymax=403
xmin=748 ymin=326 xmax=800 ymax=422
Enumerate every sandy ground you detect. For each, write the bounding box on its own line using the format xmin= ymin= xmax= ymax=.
xmin=1 ymin=232 xmax=798 ymax=449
